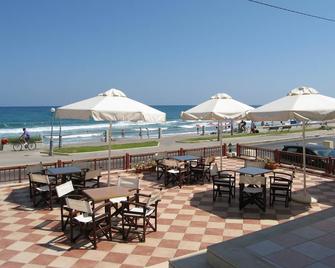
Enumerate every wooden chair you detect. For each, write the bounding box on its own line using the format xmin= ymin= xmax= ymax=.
xmin=70 ymin=160 xmax=91 ymax=181
xmin=30 ymin=173 xmax=55 ymax=210
xmin=269 ymin=171 xmax=294 ymax=207
xmin=109 ymin=176 xmax=140 ymax=215
xmin=71 ymin=160 xmax=91 ymax=171
xmin=155 ymin=153 xmax=168 ymax=180
xmin=55 ymin=181 xmax=83 ymax=231
xmin=82 ymin=169 xmax=102 ymax=188
xmin=162 ymin=159 xmax=188 ymax=188
xmin=121 ymin=189 xmax=161 ymax=242
xmin=66 ymin=197 xmax=112 ymax=249
xmin=26 ymin=163 xmax=45 ymax=198
xmin=210 ymin=163 xmax=236 ymax=204
xmin=190 ymin=156 xmax=215 ymax=183
xmin=239 ymin=175 xmax=266 ymax=211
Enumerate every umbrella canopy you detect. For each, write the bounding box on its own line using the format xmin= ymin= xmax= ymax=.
xmin=56 ymin=88 xmax=165 ymax=123
xmin=56 ymin=88 xmax=166 ymax=185
xmin=247 ymin=87 xmax=335 ymax=122
xmin=181 ymin=93 xmax=254 ymax=120
xmin=181 ymin=93 xmax=254 ymax=169
xmin=247 ymin=86 xmax=335 ymax=204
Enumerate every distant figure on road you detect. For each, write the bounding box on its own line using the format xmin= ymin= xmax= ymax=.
xmin=20 ymin=128 xmax=30 ymax=145
xmin=139 ymin=127 xmax=143 ymax=139
xmin=239 ymin=120 xmax=246 ymax=133
xmin=250 ymin=121 xmax=257 ymax=133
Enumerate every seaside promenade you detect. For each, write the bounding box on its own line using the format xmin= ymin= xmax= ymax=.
xmin=0 ymin=127 xmax=334 ymax=167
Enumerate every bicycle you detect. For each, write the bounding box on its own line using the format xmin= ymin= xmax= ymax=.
xmin=12 ymin=138 xmax=37 ymax=151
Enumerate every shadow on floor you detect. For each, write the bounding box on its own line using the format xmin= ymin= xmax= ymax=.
xmin=189 ymin=180 xmax=335 ymax=221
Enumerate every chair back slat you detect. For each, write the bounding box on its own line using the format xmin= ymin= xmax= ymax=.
xmin=85 ymin=169 xmax=101 ymax=181
xmin=146 ymin=190 xmax=162 ymax=206
xmin=26 ymin=163 xmax=44 ymax=175
xmin=210 ymin=163 xmax=219 ymax=176
xmin=66 ymin=198 xmax=93 ymax=214
xmin=245 ymin=160 xmax=265 ymax=168
xmin=56 ymin=181 xmax=74 ymax=198
xmin=118 ymin=176 xmax=140 ymax=189
xmin=205 ymin=156 xmax=215 ymax=165
xmin=273 ymin=171 xmax=294 ymax=181
xmin=162 ymin=159 xmax=178 ymax=168
xmin=30 ymin=173 xmax=50 ymax=184
xmin=240 ymin=175 xmax=265 ymax=185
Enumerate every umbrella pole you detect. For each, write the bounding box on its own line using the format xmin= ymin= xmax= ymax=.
xmin=302 ymin=120 xmax=307 ymax=196
xmin=108 ymin=122 xmax=112 ymax=186
xmin=220 ymin=120 xmax=223 ymax=170
xmin=230 ymin=119 xmax=233 ymax=136
xmin=292 ymin=119 xmax=317 ymax=204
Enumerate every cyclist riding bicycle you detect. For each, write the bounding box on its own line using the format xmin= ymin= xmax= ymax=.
xmin=20 ymin=128 xmax=30 ymax=146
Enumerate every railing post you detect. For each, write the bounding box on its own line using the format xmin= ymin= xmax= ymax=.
xmin=203 ymin=147 xmax=206 ymax=158
xmin=125 ymin=153 xmax=130 ymax=170
xmin=18 ymin=168 xmax=22 ymax=183
xmin=236 ymin=143 xmax=240 ymax=157
xmin=57 ymin=160 xmax=62 ymax=168
xmin=222 ymin=143 xmax=227 ymax=157
xmin=123 ymin=155 xmax=126 ymax=170
xmin=179 ymin=148 xmax=184 ymax=156
xmin=274 ymin=149 xmax=280 ymax=163
xmin=326 ymin=157 xmax=332 ymax=175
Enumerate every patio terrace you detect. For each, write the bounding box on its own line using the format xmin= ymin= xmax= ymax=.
xmin=0 ymin=157 xmax=334 ymax=267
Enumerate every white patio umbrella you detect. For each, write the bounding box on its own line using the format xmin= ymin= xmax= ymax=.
xmin=247 ymin=86 xmax=335 ymax=204
xmin=56 ymin=88 xmax=166 ymax=184
xmin=181 ymin=93 xmax=254 ymax=169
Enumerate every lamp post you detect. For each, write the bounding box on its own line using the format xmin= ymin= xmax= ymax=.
xmin=49 ymin=107 xmax=56 ymax=156
xmin=58 ymin=120 xmax=62 ymax=148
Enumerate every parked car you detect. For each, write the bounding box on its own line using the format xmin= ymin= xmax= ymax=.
xmin=281 ymin=143 xmax=335 ymax=169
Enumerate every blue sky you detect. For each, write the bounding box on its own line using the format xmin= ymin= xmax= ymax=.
xmin=0 ymin=0 xmax=334 ymax=106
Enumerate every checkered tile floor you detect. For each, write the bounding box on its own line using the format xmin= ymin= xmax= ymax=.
xmin=0 ymin=157 xmax=334 ymax=267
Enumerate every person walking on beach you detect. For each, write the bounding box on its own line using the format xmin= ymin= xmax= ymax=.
xmin=146 ymin=128 xmax=150 ymax=138
xmin=121 ymin=129 xmax=125 ymax=138
xmin=20 ymin=128 xmax=30 ymax=146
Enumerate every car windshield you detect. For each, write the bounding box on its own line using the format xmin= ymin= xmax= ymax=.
xmin=314 ymin=149 xmax=335 ymax=157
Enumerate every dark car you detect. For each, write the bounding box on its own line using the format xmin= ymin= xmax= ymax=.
xmin=281 ymin=144 xmax=335 ymax=169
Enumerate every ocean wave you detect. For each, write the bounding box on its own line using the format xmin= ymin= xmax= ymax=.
xmin=177 ymin=124 xmax=197 ymax=129
xmin=44 ymin=132 xmax=103 ymax=139
xmin=0 ymin=121 xmax=173 ymax=135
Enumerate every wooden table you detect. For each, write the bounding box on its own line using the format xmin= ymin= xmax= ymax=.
xmin=238 ymin=167 xmax=272 ymax=177
xmin=84 ymin=186 xmax=134 ymax=219
xmin=171 ymin=155 xmax=200 ymax=162
xmin=46 ymin=166 xmax=82 ymax=184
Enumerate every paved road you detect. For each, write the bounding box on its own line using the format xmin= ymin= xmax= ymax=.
xmin=0 ymin=128 xmax=334 ymax=167
xmin=255 ymin=136 xmax=335 ymax=150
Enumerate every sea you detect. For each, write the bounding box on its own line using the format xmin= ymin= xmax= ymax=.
xmin=0 ymin=105 xmax=251 ymax=145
